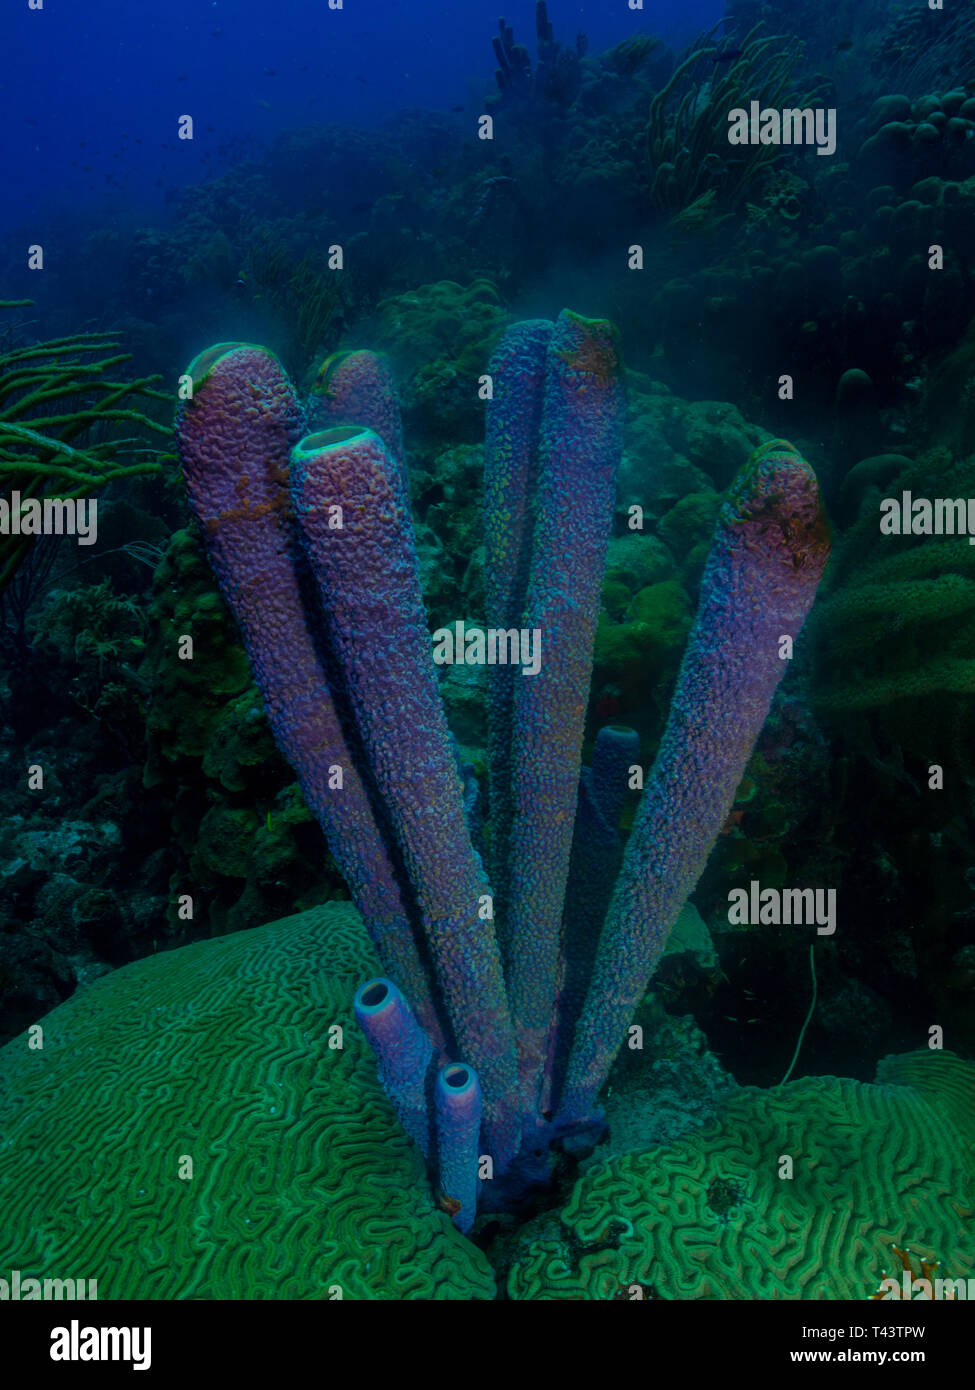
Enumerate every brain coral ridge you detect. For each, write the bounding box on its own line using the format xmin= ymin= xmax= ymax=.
xmin=507 ymin=1051 xmax=975 ymax=1300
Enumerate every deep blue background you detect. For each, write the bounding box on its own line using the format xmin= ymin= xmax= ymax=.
xmin=2 ymin=0 xmax=725 ymax=231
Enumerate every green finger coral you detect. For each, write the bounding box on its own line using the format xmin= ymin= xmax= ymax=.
xmin=0 ymin=902 xmax=495 ymax=1300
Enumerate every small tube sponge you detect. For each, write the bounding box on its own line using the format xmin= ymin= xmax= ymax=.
xmin=434 ymin=1063 xmax=483 ymax=1235
xmin=590 ymin=725 xmax=641 ymax=829
xmin=354 ymin=977 xmax=435 ymax=1158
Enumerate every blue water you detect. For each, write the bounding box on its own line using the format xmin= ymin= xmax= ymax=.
xmin=2 ymin=0 xmax=722 ymax=233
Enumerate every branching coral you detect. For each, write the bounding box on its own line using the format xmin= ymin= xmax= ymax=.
xmin=0 ymin=300 xmax=170 ymax=596
xmin=246 ymin=237 xmax=347 ymax=370
xmin=646 ymin=24 xmax=812 ymax=221
xmin=491 ymin=2 xmax=588 ymax=110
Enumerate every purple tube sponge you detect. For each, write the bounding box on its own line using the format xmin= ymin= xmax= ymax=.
xmin=559 ymin=440 xmax=831 ymax=1123
xmin=550 ymin=725 xmax=641 ymax=1108
xmin=483 ymin=319 xmax=552 ymax=933
xmin=290 ymin=425 xmax=520 ymax=1169
xmin=354 ymin=977 xmax=435 ymax=1158
xmin=503 ymin=311 xmax=626 ymax=1120
xmin=589 ymin=724 xmax=641 ymax=830
xmin=306 ymin=350 xmax=405 ymax=477
xmin=174 ymin=344 xmax=441 ymax=1043
xmin=434 ymin=1063 xmax=482 ymax=1234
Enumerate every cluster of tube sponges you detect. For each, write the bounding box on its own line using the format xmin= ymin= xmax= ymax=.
xmin=175 ymin=313 xmax=829 ymax=1233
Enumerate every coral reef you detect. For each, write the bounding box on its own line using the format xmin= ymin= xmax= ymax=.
xmin=3 ymin=0 xmax=975 ymax=1309
xmin=813 ymin=450 xmax=975 ymax=718
xmin=490 ymin=3 xmax=588 ymax=112
xmin=647 ymin=24 xmax=811 ymax=222
xmin=370 ymin=280 xmax=510 ymax=440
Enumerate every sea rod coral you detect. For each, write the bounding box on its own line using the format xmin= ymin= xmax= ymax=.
xmin=174 ymin=311 xmax=829 ymax=1231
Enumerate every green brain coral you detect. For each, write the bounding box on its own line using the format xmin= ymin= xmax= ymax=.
xmin=0 ymin=903 xmax=495 ymax=1300
xmin=4 ymin=899 xmax=970 ymax=1304
xmin=507 ymin=1051 xmax=975 ymax=1299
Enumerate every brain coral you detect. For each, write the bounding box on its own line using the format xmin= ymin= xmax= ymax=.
xmin=0 ymin=903 xmax=494 ymax=1300
xmin=508 ymin=1051 xmax=975 ymax=1300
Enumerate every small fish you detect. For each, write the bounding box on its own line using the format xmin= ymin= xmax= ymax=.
xmin=450 ymin=105 xmax=464 ymax=113
xmin=713 ymin=46 xmax=742 ymax=65
xmin=438 ymin=1191 xmax=462 ymax=1218
xmin=835 ymin=38 xmax=853 ymax=53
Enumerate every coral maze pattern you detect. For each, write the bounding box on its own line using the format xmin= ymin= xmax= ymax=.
xmin=508 ymin=1052 xmax=975 ymax=1299
xmin=0 ymin=903 xmax=495 ymax=1300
